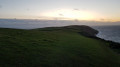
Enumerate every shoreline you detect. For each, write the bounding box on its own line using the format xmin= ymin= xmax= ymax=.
xmin=80 ymin=30 xmax=120 ymax=52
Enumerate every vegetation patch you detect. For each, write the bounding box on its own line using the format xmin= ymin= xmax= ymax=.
xmin=0 ymin=25 xmax=120 ymax=67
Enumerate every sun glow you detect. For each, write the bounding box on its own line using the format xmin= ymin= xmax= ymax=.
xmin=41 ymin=9 xmax=98 ymax=20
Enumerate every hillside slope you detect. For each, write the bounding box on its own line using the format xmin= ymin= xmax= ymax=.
xmin=0 ymin=25 xmax=120 ymax=67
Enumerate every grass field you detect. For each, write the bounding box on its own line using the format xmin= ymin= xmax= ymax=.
xmin=0 ymin=26 xmax=120 ymax=67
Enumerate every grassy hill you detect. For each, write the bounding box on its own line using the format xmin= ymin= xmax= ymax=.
xmin=0 ymin=25 xmax=120 ymax=67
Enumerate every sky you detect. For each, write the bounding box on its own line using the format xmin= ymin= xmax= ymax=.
xmin=0 ymin=0 xmax=120 ymax=21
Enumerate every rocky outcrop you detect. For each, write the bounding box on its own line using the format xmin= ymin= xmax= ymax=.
xmin=64 ymin=25 xmax=98 ymax=37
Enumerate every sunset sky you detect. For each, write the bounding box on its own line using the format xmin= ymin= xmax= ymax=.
xmin=0 ymin=0 xmax=120 ymax=21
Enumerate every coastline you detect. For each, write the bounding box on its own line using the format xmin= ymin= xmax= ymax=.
xmin=59 ymin=25 xmax=120 ymax=51
xmin=79 ymin=28 xmax=120 ymax=53
xmin=0 ymin=25 xmax=120 ymax=51
xmin=66 ymin=25 xmax=120 ymax=53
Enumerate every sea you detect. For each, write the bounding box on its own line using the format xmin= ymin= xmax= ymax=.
xmin=92 ymin=26 xmax=120 ymax=43
xmin=0 ymin=19 xmax=120 ymax=43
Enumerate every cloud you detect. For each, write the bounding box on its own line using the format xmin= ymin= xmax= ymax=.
xmin=59 ymin=14 xmax=64 ymax=16
xmin=73 ymin=8 xmax=79 ymax=11
xmin=0 ymin=5 xmax=2 ymax=8
xmin=73 ymin=8 xmax=87 ymax=11
xmin=100 ymin=18 xmax=105 ymax=21
xmin=26 ymin=8 xmax=30 ymax=11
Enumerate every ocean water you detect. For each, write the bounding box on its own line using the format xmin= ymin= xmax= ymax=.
xmin=0 ymin=19 xmax=120 ymax=43
xmin=92 ymin=26 xmax=120 ymax=43
xmin=0 ymin=19 xmax=93 ymax=29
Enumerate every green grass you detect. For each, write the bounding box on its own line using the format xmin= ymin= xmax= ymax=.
xmin=0 ymin=27 xmax=120 ymax=67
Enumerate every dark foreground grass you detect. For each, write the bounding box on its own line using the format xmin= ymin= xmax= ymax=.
xmin=0 ymin=26 xmax=120 ymax=67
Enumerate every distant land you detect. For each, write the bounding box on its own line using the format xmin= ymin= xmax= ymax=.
xmin=0 ymin=25 xmax=120 ymax=67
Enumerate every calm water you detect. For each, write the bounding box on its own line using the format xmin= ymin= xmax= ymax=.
xmin=92 ymin=26 xmax=120 ymax=43
xmin=0 ymin=19 xmax=120 ymax=43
